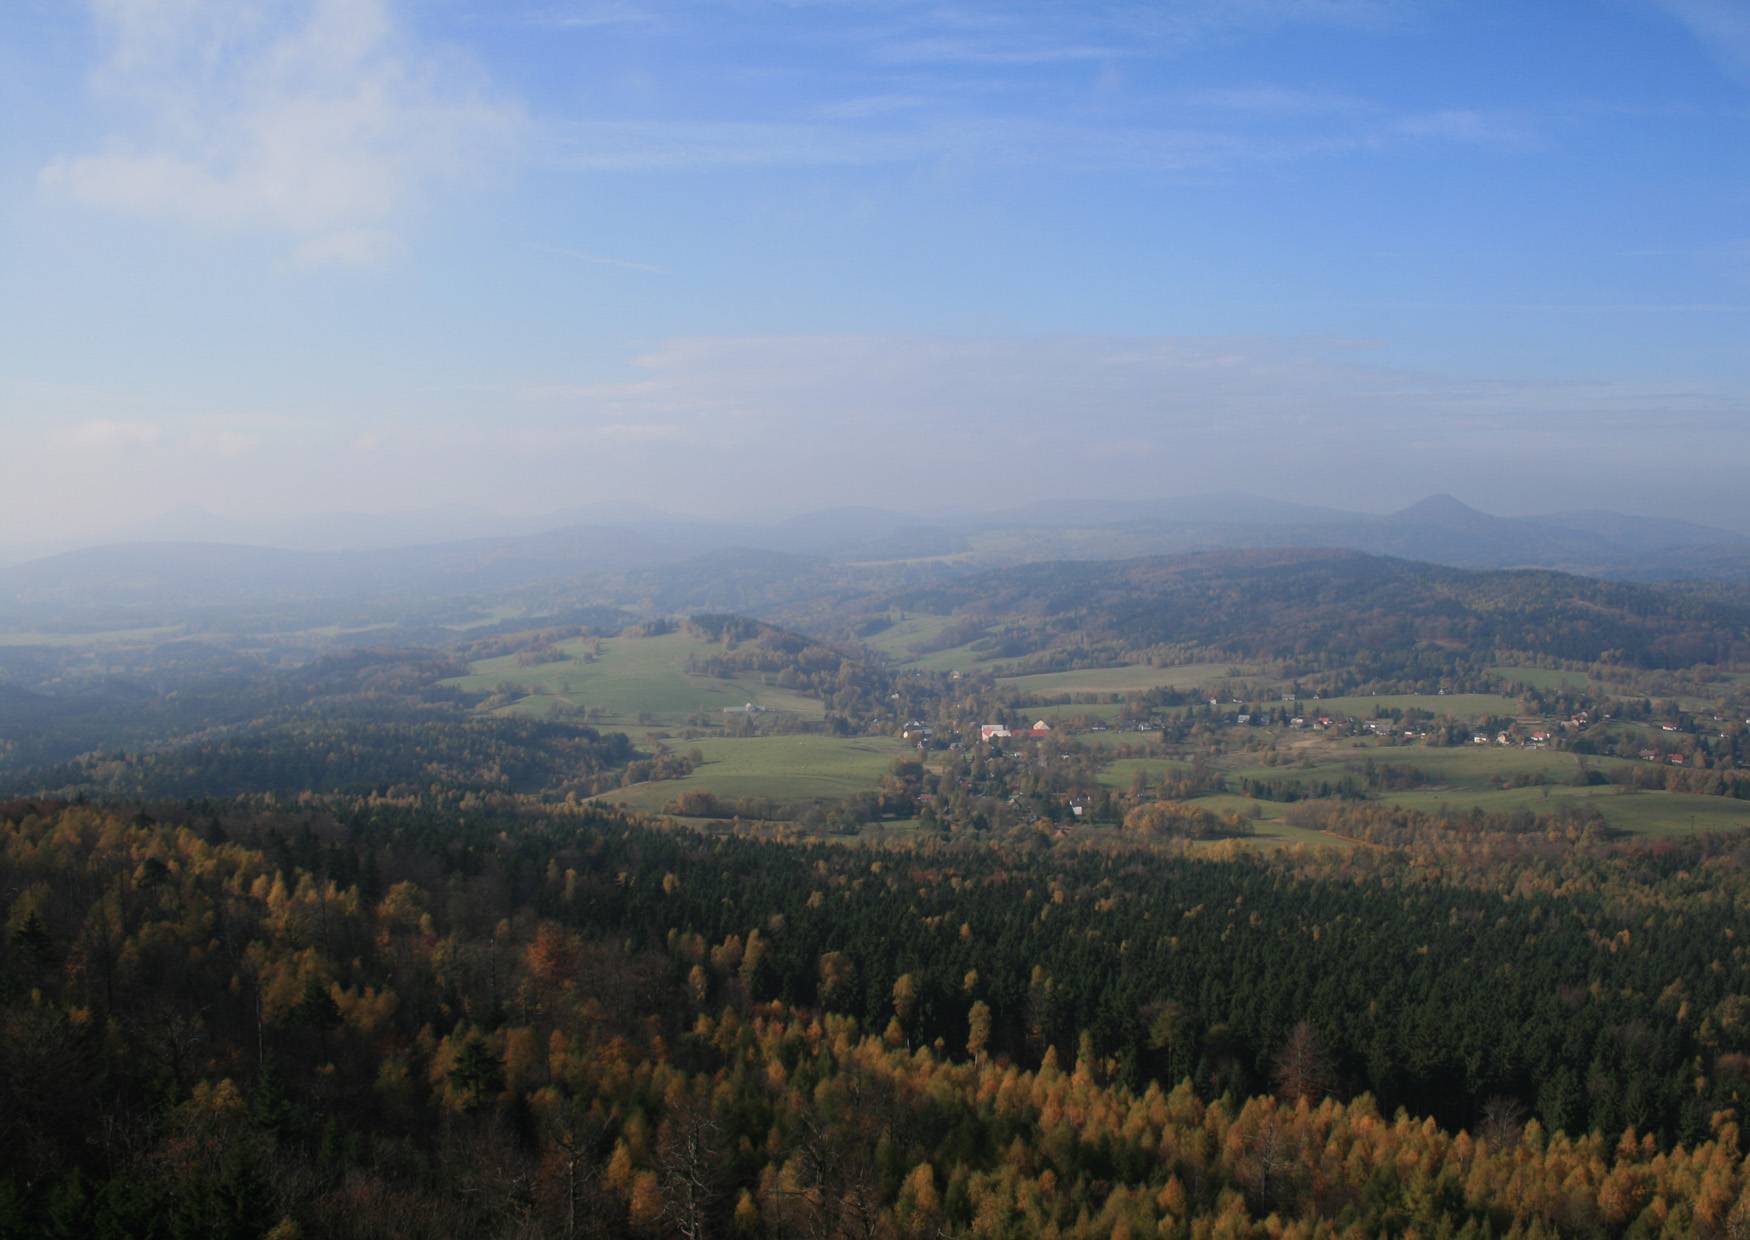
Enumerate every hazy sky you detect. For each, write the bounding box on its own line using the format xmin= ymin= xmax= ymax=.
xmin=2 ymin=0 xmax=1749 ymax=549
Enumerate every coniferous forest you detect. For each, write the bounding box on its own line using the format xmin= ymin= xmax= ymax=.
xmin=9 ymin=788 xmax=1750 ymax=1238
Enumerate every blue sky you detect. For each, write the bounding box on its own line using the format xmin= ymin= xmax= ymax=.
xmin=2 ymin=0 xmax=1748 ymax=549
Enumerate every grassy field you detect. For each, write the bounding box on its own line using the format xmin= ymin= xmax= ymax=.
xmin=1102 ymin=777 xmax=1747 ymax=839
xmin=1098 ymin=756 xmax=1192 ymax=790
xmin=594 ymin=734 xmax=910 ymax=814
xmin=1380 ymin=785 xmax=1750 ymax=835
xmin=1091 ymin=739 xmax=1747 ymax=835
xmin=1099 ymin=742 xmax=1645 ymax=797
xmin=1026 ymin=702 xmax=1128 ymax=723
xmin=0 ymin=625 xmax=188 ymax=647
xmin=1221 ymin=820 xmax=1350 ymax=850
xmin=1094 ymin=796 xmax=1349 ymax=851
xmin=444 ymin=604 xmax=535 ymax=632
xmin=443 ymin=631 xmax=825 ymax=725
xmin=859 ymin=614 xmax=961 ymax=661
xmin=1304 ymin=693 xmax=1523 ymax=719
xmin=902 ymin=640 xmax=1024 ymax=675
xmin=1490 ymin=664 xmax=1596 ymax=691
xmin=1225 ymin=745 xmax=1632 ymax=785
xmin=1000 ymin=662 xmax=1266 ymax=698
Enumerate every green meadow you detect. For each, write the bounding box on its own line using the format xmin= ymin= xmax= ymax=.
xmin=859 ymin=614 xmax=961 ymax=661
xmin=1490 ymin=664 xmax=1596 ymax=691
xmin=0 ymin=625 xmax=188 ymax=648
xmin=1380 ymin=785 xmax=1750 ymax=835
xmin=594 ymin=734 xmax=911 ymax=815
xmin=1024 ymin=701 xmax=1127 ymax=722
xmin=999 ymin=661 xmax=1265 ymax=697
xmin=443 ymin=630 xmax=825 ymax=725
xmin=1302 ymin=692 xmax=1523 ymax=719
xmin=1090 ymin=740 xmax=1740 ymax=835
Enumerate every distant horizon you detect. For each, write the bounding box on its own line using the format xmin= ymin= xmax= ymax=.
xmin=5 ymin=488 xmax=1748 ymax=566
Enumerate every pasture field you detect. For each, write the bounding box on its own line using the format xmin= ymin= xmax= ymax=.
xmin=1174 ymin=792 xmax=1333 ymax=839
xmin=999 ymin=662 xmax=1266 ymax=697
xmin=859 ymin=614 xmax=961 ymax=661
xmin=1073 ymin=728 xmax=1166 ymax=749
xmin=1219 ymin=820 xmax=1350 ymax=850
xmin=1098 ymin=756 xmax=1192 ymax=790
xmin=0 ymin=625 xmax=187 ymax=647
xmin=443 ymin=630 xmax=825 ymax=724
xmin=1380 ymin=785 xmax=1750 ymax=835
xmin=900 ymin=639 xmax=1023 ymax=675
xmin=1225 ymin=745 xmax=1634 ymax=786
xmin=1092 ymin=743 xmax=1598 ymax=794
xmin=594 ymin=734 xmax=910 ymax=814
xmin=1088 ymin=740 xmax=1744 ymax=834
xmin=445 ymin=604 xmax=533 ymax=632
xmin=1303 ymin=692 xmax=1523 ymax=719
xmin=1490 ymin=664 xmax=1595 ymax=691
xmin=1025 ymin=701 xmax=1127 ymax=723
xmin=1108 ymin=781 xmax=1748 ymax=840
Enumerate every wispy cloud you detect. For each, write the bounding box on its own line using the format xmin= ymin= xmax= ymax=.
xmin=542 ymin=334 xmax=1750 ymax=450
xmin=42 ymin=0 xmax=522 ymax=263
xmin=547 ymin=101 xmax=1532 ymax=176
xmin=293 ymin=228 xmax=403 ymax=268
xmin=532 ymin=243 xmax=665 ymax=273
xmin=835 ymin=0 xmax=1421 ymax=69
xmin=518 ymin=2 xmax=656 ymax=30
xmin=1386 ymin=108 xmax=1535 ymax=150
xmin=552 ymin=119 xmax=919 ymax=170
xmin=1180 ymin=85 xmax=1369 ymax=116
xmin=54 ymin=418 xmax=164 ymax=453
xmin=10 ymin=335 xmax=1748 ymax=534
xmin=873 ymin=38 xmax=1127 ymax=67
xmin=1655 ymin=0 xmax=1750 ymax=79
xmin=815 ymin=94 xmax=935 ymax=121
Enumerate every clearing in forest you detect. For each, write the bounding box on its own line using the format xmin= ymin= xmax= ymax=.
xmin=443 ymin=630 xmax=825 ymax=725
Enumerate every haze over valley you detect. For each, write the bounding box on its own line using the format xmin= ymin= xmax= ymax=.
xmin=5 ymin=2 xmax=1750 ymax=1237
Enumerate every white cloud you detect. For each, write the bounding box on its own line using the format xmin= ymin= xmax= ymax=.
xmin=554 ymin=120 xmax=918 ymax=171
xmin=549 ymin=104 xmax=1530 ymax=176
xmin=42 ymin=0 xmax=521 ymax=261
xmin=186 ymin=427 xmax=261 ymax=458
xmin=56 ymin=418 xmax=165 ymax=452
xmin=531 ymin=244 xmax=665 ymax=274
xmin=519 ymin=2 xmax=656 ymax=30
xmin=1389 ymin=109 xmax=1533 ymax=149
xmin=293 ymin=228 xmax=402 ymax=267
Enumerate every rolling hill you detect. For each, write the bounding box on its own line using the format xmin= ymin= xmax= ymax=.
xmin=861 ymin=548 xmax=1750 ymax=671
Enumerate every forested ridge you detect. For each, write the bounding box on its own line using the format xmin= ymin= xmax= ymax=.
xmin=873 ymin=550 xmax=1750 ymax=671
xmin=17 ymin=718 xmax=639 ymax=800
xmin=10 ymin=796 xmax=1750 ymax=1237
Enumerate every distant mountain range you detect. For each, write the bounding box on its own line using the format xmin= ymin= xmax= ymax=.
xmin=3 ymin=494 xmax=1747 ymax=630
xmin=970 ymin=493 xmax=1750 ymax=577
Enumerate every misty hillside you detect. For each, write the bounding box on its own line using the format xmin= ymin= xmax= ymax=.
xmin=957 ymin=493 xmax=1750 ymax=576
xmin=4 ymin=493 xmax=1747 ymax=635
xmin=868 ymin=548 xmax=1750 ymax=670
xmin=0 ymin=527 xmax=688 ymax=625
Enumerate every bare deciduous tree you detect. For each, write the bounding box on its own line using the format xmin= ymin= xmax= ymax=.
xmin=1272 ymin=1020 xmax=1335 ymax=1105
